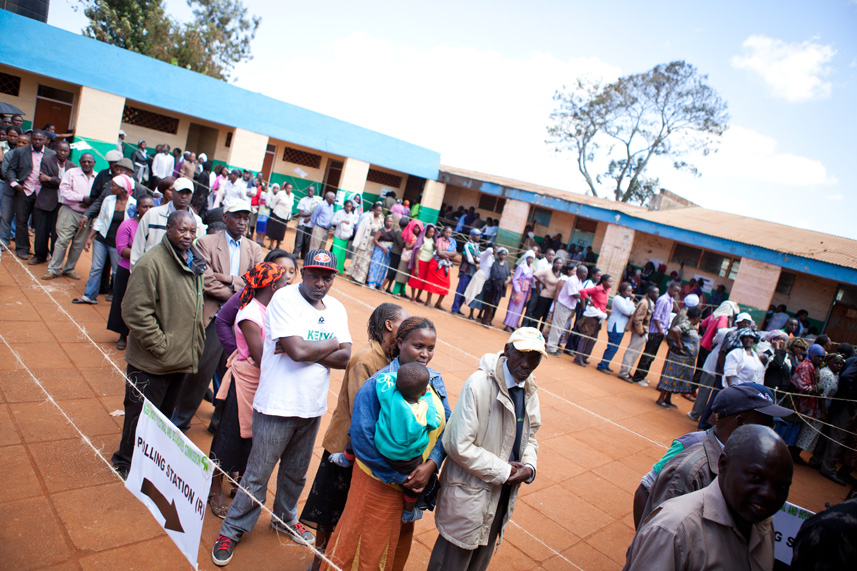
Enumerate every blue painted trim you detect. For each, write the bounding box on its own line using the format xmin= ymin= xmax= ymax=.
xmin=0 ymin=11 xmax=440 ymax=180
xmin=440 ymin=172 xmax=857 ymax=286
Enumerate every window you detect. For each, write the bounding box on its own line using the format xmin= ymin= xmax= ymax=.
xmin=477 ymin=193 xmax=506 ymax=213
xmin=727 ymin=258 xmax=740 ymax=280
xmin=367 ymin=168 xmax=402 ymax=188
xmin=225 ymin=132 xmax=233 ymax=147
xmin=282 ymin=146 xmax=322 ymax=168
xmin=671 ymin=244 xmax=703 ymax=267
xmin=532 ymin=207 xmax=552 ymax=227
xmin=37 ymin=84 xmax=74 ymax=104
xmin=776 ymin=271 xmax=796 ymax=295
xmin=121 ymin=105 xmax=179 ymax=134
xmin=699 ymin=251 xmax=735 ymax=277
xmin=0 ymin=72 xmax=21 ymax=96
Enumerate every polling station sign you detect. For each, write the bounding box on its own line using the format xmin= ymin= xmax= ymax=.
xmin=772 ymin=500 xmax=814 ymax=564
xmin=126 ymin=400 xmax=215 ymax=569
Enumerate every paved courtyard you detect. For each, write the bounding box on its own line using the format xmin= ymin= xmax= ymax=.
xmin=0 ymin=242 xmax=848 ymax=571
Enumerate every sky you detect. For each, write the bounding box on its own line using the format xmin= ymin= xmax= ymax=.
xmin=48 ymin=0 xmax=857 ymax=239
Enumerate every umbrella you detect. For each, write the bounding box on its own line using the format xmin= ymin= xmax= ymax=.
xmin=0 ymin=102 xmax=25 ymax=115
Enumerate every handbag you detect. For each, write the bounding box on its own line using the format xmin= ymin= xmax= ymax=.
xmin=401 ymin=247 xmax=413 ymax=263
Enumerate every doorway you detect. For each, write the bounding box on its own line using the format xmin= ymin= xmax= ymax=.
xmin=261 ymin=143 xmax=276 ymax=181
xmin=185 ymin=123 xmax=219 ymax=161
xmin=33 ymin=84 xmax=74 ymax=133
xmin=323 ymin=159 xmax=343 ymax=194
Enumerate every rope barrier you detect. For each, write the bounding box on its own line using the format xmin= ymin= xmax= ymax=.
xmin=0 ymin=240 xmax=346 ymax=571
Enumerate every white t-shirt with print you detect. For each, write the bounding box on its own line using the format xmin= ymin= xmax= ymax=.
xmin=254 ymin=283 xmax=351 ymax=418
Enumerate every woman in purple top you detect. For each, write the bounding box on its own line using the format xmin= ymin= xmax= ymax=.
xmin=503 ymin=251 xmax=535 ymax=332
xmin=107 ymin=195 xmax=155 ymax=350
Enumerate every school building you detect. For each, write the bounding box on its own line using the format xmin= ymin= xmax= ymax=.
xmin=2 ymin=9 xmax=856 ymax=343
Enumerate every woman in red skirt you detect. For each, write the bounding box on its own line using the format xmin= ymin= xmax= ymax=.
xmin=408 ymin=224 xmax=436 ymax=305
xmin=422 ymin=226 xmax=457 ymax=310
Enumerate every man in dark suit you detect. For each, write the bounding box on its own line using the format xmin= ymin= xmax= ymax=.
xmin=32 ymin=140 xmax=76 ymax=265
xmin=1 ymin=130 xmax=56 ymax=259
xmin=170 ymin=201 xmax=264 ymax=431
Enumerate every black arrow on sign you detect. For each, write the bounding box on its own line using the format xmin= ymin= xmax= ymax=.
xmin=141 ymin=477 xmax=184 ymax=533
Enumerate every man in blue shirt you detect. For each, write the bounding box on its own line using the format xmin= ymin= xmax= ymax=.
xmin=308 ymin=191 xmax=336 ymax=251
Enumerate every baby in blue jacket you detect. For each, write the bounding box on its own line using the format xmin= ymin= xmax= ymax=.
xmin=331 ymin=362 xmax=441 ymax=521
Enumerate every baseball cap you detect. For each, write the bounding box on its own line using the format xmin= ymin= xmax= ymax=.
xmin=711 ymin=383 xmax=793 ymax=420
xmin=469 ymin=228 xmax=482 ymax=236
xmin=508 ymin=327 xmax=548 ymax=358
xmin=173 ymin=177 xmax=194 ymax=193
xmin=105 ymin=149 xmax=123 ymax=162
xmin=735 ymin=312 xmax=753 ymax=324
xmin=114 ymin=158 xmax=134 ymax=171
xmin=223 ymin=200 xmax=251 ymax=214
xmin=303 ymin=249 xmax=338 ymax=273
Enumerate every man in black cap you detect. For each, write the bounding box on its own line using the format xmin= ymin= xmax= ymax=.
xmin=635 ymin=383 xmax=793 ymax=527
xmin=212 ymin=249 xmax=352 ymax=566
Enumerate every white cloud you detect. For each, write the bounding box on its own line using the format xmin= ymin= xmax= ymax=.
xmin=731 ymin=35 xmax=836 ymax=102
xmin=827 ymin=193 xmax=844 ymax=200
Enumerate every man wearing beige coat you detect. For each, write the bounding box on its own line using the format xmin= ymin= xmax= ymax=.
xmin=428 ymin=327 xmax=544 ymax=571
xmin=170 ymin=200 xmax=264 ymax=430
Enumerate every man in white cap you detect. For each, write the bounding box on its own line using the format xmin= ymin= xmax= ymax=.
xmin=428 ymin=327 xmax=544 ymax=571
xmin=170 ymin=199 xmax=263 ymax=430
xmin=130 ymin=176 xmax=205 ymax=267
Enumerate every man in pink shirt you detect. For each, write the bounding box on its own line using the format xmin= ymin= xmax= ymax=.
xmin=2 ymin=130 xmax=55 ymax=260
xmin=42 ymin=153 xmax=96 ymax=280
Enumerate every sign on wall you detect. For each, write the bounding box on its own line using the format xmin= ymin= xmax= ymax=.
xmin=126 ymin=400 xmax=215 ymax=569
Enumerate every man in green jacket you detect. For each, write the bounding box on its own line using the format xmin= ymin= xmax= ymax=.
xmin=111 ymin=210 xmax=206 ymax=478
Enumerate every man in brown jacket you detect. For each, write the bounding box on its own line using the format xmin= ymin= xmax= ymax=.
xmin=170 ymin=200 xmax=264 ymax=430
xmin=618 ymin=285 xmax=658 ymax=382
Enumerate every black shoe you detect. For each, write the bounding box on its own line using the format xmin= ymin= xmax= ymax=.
xmin=822 ymin=472 xmax=847 ymax=486
xmin=203 ymin=388 xmax=215 ymax=403
xmin=212 ymin=535 xmax=235 ymax=566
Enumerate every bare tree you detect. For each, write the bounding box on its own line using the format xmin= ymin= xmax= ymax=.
xmin=547 ymin=61 xmax=729 ymax=204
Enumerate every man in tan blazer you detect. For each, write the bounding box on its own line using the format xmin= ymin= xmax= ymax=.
xmin=171 ymin=201 xmax=264 ymax=430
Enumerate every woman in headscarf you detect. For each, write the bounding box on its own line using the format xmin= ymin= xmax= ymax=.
xmin=207 ymin=261 xmax=292 ymax=518
xmin=74 ymin=174 xmax=136 ymax=305
xmin=796 ymin=353 xmax=844 ymax=455
xmin=698 ymin=300 xmax=740 ymax=364
xmin=407 ymin=224 xmax=437 ymax=304
xmin=655 ymin=306 xmax=703 ymax=409
xmin=723 ymin=328 xmax=764 ymax=387
xmin=347 ymin=202 xmax=385 ymax=283
xmin=422 ymin=225 xmax=458 ymax=309
xmin=392 ymin=218 xmax=422 ymax=298
xmin=131 ymin=140 xmax=149 ymax=184
xmin=481 ymin=247 xmax=512 ymax=326
xmin=503 ymin=250 xmax=535 ymax=331
xmin=788 ymin=343 xmax=826 ymax=464
xmin=107 ymin=194 xmax=155 ymax=350
xmin=763 ymin=329 xmax=797 ymax=394
xmin=368 ymin=215 xmax=397 ymax=289
xmin=463 ymin=246 xmax=494 ymax=321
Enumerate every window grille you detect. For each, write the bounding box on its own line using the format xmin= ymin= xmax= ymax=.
xmin=282 ymin=146 xmax=322 ymax=168
xmin=121 ymin=105 xmax=179 ymax=134
xmin=367 ymin=168 xmax=402 ymax=188
xmin=0 ymin=72 xmax=21 ymax=96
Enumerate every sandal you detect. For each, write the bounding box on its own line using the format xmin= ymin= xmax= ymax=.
xmin=116 ymin=338 xmax=127 ymax=350
xmin=208 ymin=493 xmax=229 ymax=519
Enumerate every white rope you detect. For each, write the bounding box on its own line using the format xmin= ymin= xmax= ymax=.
xmin=0 ymin=241 xmax=345 ymax=571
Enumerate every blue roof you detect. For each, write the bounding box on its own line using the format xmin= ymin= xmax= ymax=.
xmin=0 ymin=11 xmax=440 ymax=180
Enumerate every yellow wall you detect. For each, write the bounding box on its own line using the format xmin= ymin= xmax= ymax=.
xmin=0 ymin=65 xmax=79 ymax=129
xmin=75 ymin=86 xmax=125 ymax=142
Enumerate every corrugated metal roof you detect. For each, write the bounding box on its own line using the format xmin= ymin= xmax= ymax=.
xmin=439 ymin=165 xmax=857 ymax=271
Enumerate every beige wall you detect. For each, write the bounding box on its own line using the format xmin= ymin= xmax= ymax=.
xmin=730 ymin=258 xmax=781 ymax=311
xmin=364 ymin=163 xmax=405 ymax=198
xmin=0 ymin=65 xmax=79 ymax=129
xmin=591 ymin=221 xmax=608 ymax=253
xmin=75 ymin=87 xmax=125 ymax=142
xmin=225 ymin=128 xmax=267 ymax=172
xmin=771 ymin=273 xmax=838 ymax=321
xmin=597 ymin=225 xmax=636 ymax=293
xmin=268 ymin=139 xmax=339 ymax=185
xmin=421 ymin=180 xmax=446 ymax=213
xmin=340 ymin=158 xmax=370 ymax=194
xmin=499 ymin=198 xmax=531 ymax=235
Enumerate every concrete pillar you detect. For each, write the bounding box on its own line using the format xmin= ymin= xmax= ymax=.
xmin=418 ymin=180 xmax=445 ymax=224
xmin=729 ymin=258 xmax=781 ymax=325
xmin=596 ymin=224 xmax=635 ymax=293
xmin=72 ymin=86 xmax=125 ymax=170
xmin=225 ymin=128 xmax=268 ymax=172
xmin=339 ymin=158 xmax=370 ymax=194
xmin=496 ymin=198 xmax=530 ymax=252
